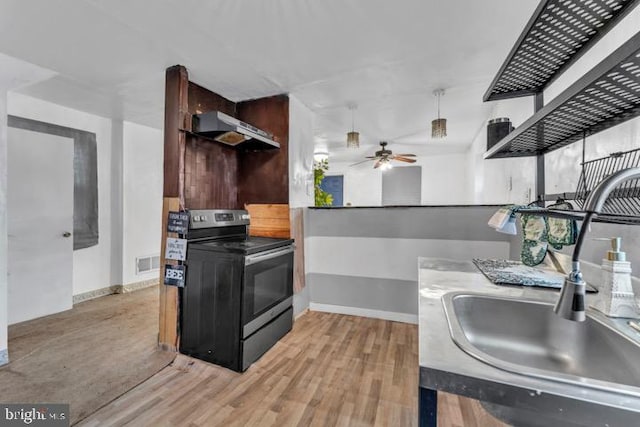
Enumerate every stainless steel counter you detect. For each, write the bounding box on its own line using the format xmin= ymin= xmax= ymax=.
xmin=418 ymin=257 xmax=640 ymax=426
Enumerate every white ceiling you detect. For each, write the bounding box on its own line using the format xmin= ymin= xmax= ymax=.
xmin=0 ymin=0 xmax=539 ymax=163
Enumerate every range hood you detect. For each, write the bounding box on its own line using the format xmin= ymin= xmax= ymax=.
xmin=192 ymin=111 xmax=279 ymax=149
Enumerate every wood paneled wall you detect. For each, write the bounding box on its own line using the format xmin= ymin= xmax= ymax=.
xmin=159 ymin=65 xmax=292 ymax=349
xmin=187 ymin=82 xmax=235 ymax=117
xmin=185 ymin=81 xmax=240 ymax=210
xmin=184 ymin=138 xmax=239 ymax=209
xmin=237 ymin=95 xmax=290 ymax=205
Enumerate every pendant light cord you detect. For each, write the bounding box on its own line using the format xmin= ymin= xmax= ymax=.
xmin=351 ymin=107 xmax=355 ymax=132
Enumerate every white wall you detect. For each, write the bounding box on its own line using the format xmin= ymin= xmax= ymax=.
xmin=288 ymin=95 xmax=315 ymax=208
xmin=122 ymin=121 xmax=163 ymax=284
xmin=327 ymin=161 xmax=382 ymax=206
xmin=418 ymin=154 xmax=469 ymax=204
xmin=466 ymin=96 xmax=536 ymax=205
xmin=8 ymin=93 xmax=114 ymax=296
xmin=545 ymin=118 xmax=640 ymax=195
xmin=7 ymin=94 xmax=165 ymax=292
xmin=0 ymin=53 xmax=55 ymax=364
xmin=329 ymin=153 xmax=470 ymax=206
xmin=288 ymin=96 xmax=316 ymax=316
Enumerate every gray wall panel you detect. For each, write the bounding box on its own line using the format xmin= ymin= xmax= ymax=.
xmin=382 ymin=166 xmax=421 ymax=206
xmin=305 ymin=205 xmax=520 ymax=318
xmin=308 ymin=273 xmax=418 ymax=315
xmin=307 ymin=206 xmax=511 ymax=241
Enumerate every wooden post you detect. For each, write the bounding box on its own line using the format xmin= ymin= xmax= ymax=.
xmin=158 ymin=65 xmax=189 ymax=350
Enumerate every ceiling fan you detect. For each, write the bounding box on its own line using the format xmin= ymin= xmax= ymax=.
xmin=351 ymin=141 xmax=416 ymax=170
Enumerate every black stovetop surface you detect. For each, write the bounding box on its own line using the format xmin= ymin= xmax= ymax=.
xmin=190 ymin=236 xmax=294 ymax=255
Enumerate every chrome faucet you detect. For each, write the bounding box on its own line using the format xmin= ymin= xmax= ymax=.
xmin=554 ymin=167 xmax=640 ymax=322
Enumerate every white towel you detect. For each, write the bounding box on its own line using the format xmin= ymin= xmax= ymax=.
xmin=488 ymin=207 xmax=517 ymax=235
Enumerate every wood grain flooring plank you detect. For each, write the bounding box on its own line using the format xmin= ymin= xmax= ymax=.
xmin=80 ymin=311 xmax=509 ymax=427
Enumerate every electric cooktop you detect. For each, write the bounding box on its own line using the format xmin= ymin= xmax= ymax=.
xmin=191 ymin=236 xmax=294 ymax=255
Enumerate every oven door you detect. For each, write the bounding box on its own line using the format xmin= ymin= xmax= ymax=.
xmin=242 ymin=245 xmax=294 ymax=338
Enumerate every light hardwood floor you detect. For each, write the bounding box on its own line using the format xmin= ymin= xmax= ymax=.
xmin=80 ymin=311 xmax=507 ymax=426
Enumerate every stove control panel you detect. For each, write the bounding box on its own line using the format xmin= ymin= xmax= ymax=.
xmin=189 ymin=209 xmax=250 ymax=229
xmin=214 ymin=213 xmax=234 ymax=222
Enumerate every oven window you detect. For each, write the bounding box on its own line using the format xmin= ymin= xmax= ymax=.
xmin=244 ymin=251 xmax=293 ymax=322
xmin=253 ymin=264 xmax=288 ymax=314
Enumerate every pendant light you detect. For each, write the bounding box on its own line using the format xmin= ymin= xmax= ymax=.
xmin=432 ymin=89 xmax=447 ymax=139
xmin=347 ymin=104 xmax=360 ymax=148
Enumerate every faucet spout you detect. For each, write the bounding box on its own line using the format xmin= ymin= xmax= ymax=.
xmin=554 ymin=262 xmax=586 ymax=321
xmin=554 ymin=167 xmax=640 ymax=322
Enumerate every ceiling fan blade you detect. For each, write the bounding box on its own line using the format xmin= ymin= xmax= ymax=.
xmin=394 ymin=157 xmax=417 ymax=163
xmin=350 ymin=158 xmax=376 ymax=166
xmin=365 ymin=156 xmax=378 ymax=159
xmin=395 ymin=153 xmax=416 ymax=157
xmin=373 ymin=160 xmax=383 ymax=169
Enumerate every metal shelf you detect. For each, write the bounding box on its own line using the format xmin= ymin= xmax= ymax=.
xmin=513 ymin=207 xmax=640 ymax=225
xmin=484 ymin=0 xmax=639 ymax=102
xmin=484 ymin=30 xmax=640 ymax=159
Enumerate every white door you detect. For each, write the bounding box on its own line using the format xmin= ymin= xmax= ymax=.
xmin=8 ymin=127 xmax=74 ymax=324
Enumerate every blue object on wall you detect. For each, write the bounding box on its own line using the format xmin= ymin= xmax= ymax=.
xmin=320 ymin=175 xmax=344 ymax=207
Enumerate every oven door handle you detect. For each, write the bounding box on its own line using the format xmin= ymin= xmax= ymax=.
xmin=245 ymin=245 xmax=294 ymax=266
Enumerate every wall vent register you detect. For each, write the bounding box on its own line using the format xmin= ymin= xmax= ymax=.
xmin=136 ymin=255 xmax=160 ymax=274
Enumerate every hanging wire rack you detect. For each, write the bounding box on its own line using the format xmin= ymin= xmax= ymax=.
xmin=516 ymin=148 xmax=640 ymax=225
xmin=573 ymin=148 xmax=640 ymax=224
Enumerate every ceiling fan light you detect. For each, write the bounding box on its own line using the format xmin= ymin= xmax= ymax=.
xmin=432 ymin=118 xmax=447 ymax=139
xmin=347 ymin=131 xmax=360 ymax=148
xmin=380 ymin=158 xmax=393 ymax=171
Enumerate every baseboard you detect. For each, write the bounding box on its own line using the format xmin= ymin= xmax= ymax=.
xmin=119 ymin=278 xmax=159 ymax=293
xmin=0 ymin=348 xmax=8 ymax=366
xmin=309 ymin=303 xmax=418 ymax=324
xmin=73 ymin=286 xmax=121 ymax=304
xmin=73 ymin=279 xmax=159 ymax=304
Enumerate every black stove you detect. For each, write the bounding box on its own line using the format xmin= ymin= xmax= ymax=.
xmin=180 ymin=209 xmax=294 ymax=372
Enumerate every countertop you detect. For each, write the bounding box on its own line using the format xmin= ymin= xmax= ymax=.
xmin=309 ymin=204 xmax=505 ymax=209
xmin=418 ymin=257 xmax=640 ymax=426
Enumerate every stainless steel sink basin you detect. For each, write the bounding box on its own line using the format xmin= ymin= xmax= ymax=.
xmin=442 ymin=292 xmax=640 ymax=397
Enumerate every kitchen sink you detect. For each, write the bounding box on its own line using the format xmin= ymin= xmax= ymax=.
xmin=442 ymin=292 xmax=640 ymax=397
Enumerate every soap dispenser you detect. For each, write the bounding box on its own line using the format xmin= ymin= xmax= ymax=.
xmin=591 ymin=237 xmax=640 ymax=318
